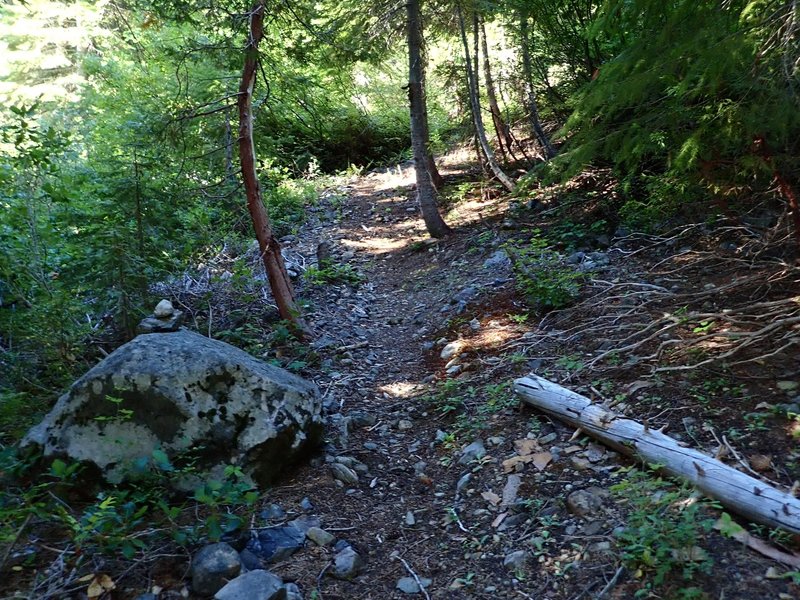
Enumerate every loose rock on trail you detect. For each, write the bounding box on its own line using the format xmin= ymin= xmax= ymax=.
xmin=232 ymin=158 xmax=800 ymax=599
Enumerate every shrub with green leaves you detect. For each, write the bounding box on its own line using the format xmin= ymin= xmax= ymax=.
xmin=611 ymin=468 xmax=716 ymax=594
xmin=304 ymin=261 xmax=364 ymax=286
xmin=506 ymin=231 xmax=584 ymax=311
xmin=0 ymin=447 xmax=260 ymax=562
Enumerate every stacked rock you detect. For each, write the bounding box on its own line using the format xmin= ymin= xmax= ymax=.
xmin=138 ymin=299 xmax=184 ymax=333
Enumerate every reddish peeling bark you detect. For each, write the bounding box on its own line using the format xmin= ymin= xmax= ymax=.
xmin=754 ymin=136 xmax=800 ymax=254
xmin=239 ymin=3 xmax=310 ymax=335
xmin=479 ymin=18 xmax=517 ymax=162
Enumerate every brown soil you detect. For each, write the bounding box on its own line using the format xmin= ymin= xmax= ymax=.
xmin=253 ymin=155 xmax=800 ymax=599
xmin=6 ymin=150 xmax=800 ymax=599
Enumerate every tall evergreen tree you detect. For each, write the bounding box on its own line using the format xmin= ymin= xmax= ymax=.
xmin=407 ymin=0 xmax=451 ymax=238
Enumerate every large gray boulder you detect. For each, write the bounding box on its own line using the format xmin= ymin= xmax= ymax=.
xmin=22 ymin=330 xmax=322 ymax=487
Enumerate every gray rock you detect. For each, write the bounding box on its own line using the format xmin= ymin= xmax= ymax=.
xmin=192 ymin=543 xmax=242 ymax=596
xmin=538 ymin=432 xmax=558 ymax=444
xmin=587 ymin=251 xmax=609 ymax=265
xmin=330 ymin=463 xmax=359 ymax=485
xmin=331 ymin=546 xmax=365 ymax=580
xmin=349 ymin=411 xmax=377 ymax=428
xmin=288 ymin=516 xmax=321 ymax=534
xmin=571 ymin=456 xmax=591 ymax=471
xmin=452 ymin=286 xmax=479 ymax=304
xmin=214 ymin=569 xmax=285 ymax=600
xmin=440 ymin=342 xmax=462 ymax=361
xmin=153 ymin=299 xmax=175 ymax=318
xmin=614 ymin=226 xmax=631 ymax=238
xmin=458 ymin=439 xmax=486 ymax=465
xmin=137 ymin=312 xmax=185 ymax=333
xmin=405 ymin=511 xmax=416 ymax=526
xmin=503 ymin=550 xmax=528 ymax=571
xmin=396 ymin=576 xmax=433 ymax=594
xmin=566 ymin=251 xmax=585 ymax=265
xmin=283 ymin=582 xmax=303 ymax=600
xmin=239 ymin=548 xmax=262 ymax=571
xmin=497 ymin=514 xmax=527 ymax=531
xmin=300 ymin=497 xmax=314 ymax=512
xmin=310 ymin=335 xmax=336 ymax=350
xmin=444 ymin=357 xmax=460 ymax=370
xmin=22 ymin=331 xmax=321 ymax=488
xmin=581 ymin=520 xmax=604 ymax=536
xmin=566 ymin=487 xmax=607 ymax=517
xmin=456 ymin=473 xmax=471 ymax=495
xmin=483 ymin=250 xmax=511 ymax=271
xmin=248 ymin=525 xmax=306 ymax=563
xmin=306 ymin=527 xmax=335 ymax=546
xmin=501 ymin=474 xmax=521 ymax=508
xmin=397 ymin=419 xmax=414 ymax=431
xmin=586 ymin=541 xmax=612 ymax=556
xmin=261 ymin=504 xmax=286 ymax=521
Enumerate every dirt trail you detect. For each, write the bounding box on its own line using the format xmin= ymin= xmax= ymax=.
xmin=255 ymin=161 xmax=799 ymax=599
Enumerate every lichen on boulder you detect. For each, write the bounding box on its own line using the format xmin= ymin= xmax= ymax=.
xmin=22 ymin=330 xmax=322 ymax=488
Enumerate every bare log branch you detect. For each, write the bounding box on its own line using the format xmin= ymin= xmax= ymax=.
xmin=514 ymin=374 xmax=800 ymax=534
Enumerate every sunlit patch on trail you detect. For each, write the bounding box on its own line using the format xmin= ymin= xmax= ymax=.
xmin=341 ymin=236 xmax=410 ymax=254
xmin=378 ymin=381 xmax=427 ymax=399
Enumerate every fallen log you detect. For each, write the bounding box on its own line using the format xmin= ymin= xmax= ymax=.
xmin=514 ymin=374 xmax=800 ymax=534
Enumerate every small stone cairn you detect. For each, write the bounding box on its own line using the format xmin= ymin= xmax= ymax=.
xmin=138 ymin=299 xmax=184 ymax=333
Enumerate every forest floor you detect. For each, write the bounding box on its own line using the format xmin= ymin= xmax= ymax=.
xmin=229 ymin=151 xmax=800 ymax=600
xmin=5 ymin=150 xmax=800 ymax=600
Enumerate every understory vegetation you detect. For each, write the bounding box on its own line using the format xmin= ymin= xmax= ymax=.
xmin=2 ymin=0 xmax=800 ymax=598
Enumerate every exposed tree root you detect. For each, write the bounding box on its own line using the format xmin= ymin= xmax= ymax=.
xmin=507 ymin=227 xmax=800 ymax=377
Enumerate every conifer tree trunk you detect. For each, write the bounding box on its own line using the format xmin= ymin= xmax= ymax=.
xmin=239 ymin=2 xmax=310 ymax=334
xmin=520 ymin=12 xmax=556 ymax=159
xmin=479 ymin=18 xmax=516 ymax=162
xmin=224 ymin=108 xmax=236 ymax=185
xmin=471 ymin=13 xmax=485 ymax=169
xmin=456 ymin=4 xmax=515 ymax=191
xmin=407 ymin=0 xmax=451 ymax=238
xmin=420 ymin=87 xmax=444 ymax=190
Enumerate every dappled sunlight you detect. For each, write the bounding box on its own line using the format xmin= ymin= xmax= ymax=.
xmin=445 ymin=194 xmax=510 ymax=228
xmin=341 ymin=236 xmax=411 ymax=254
xmin=378 ymin=380 xmax=428 ymax=399
xmin=462 ymin=321 xmax=522 ymax=352
xmin=364 ymin=164 xmax=416 ymax=192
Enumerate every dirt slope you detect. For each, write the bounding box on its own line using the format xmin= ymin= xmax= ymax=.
xmin=255 ymin=158 xmax=800 ymax=599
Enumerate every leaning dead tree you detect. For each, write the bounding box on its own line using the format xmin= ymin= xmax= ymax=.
xmin=239 ymin=2 xmax=310 ymax=335
xmin=479 ymin=17 xmax=517 ymax=163
xmin=514 ymin=375 xmax=800 ymax=534
xmin=519 ymin=10 xmax=556 ymax=159
xmin=456 ymin=3 xmax=515 ymax=192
